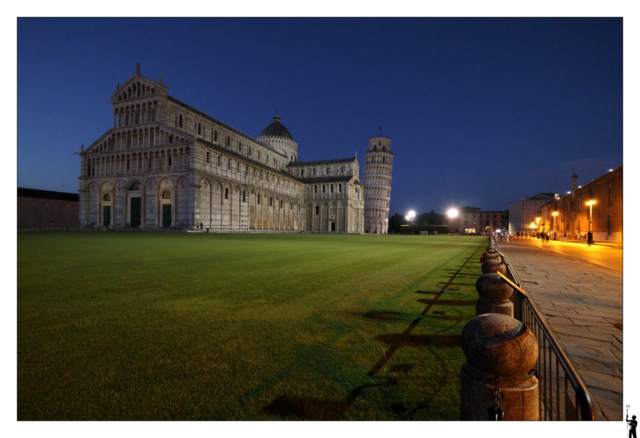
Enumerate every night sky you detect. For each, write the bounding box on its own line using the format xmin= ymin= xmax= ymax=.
xmin=17 ymin=18 xmax=622 ymax=215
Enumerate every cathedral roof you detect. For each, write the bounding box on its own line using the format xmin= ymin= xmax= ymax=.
xmin=288 ymin=157 xmax=357 ymax=167
xmin=259 ymin=113 xmax=293 ymax=140
xmin=299 ymin=176 xmax=355 ymax=184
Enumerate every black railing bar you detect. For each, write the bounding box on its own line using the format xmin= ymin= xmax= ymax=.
xmin=500 ymin=254 xmax=595 ymax=421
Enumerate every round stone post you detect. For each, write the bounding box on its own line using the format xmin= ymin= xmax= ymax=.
xmin=475 ymin=273 xmax=514 ymax=317
xmin=460 ymin=314 xmax=539 ymax=420
xmin=481 ymin=257 xmax=507 ymax=275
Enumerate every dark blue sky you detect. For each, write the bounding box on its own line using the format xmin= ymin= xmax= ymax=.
xmin=18 ymin=18 xmax=622 ymax=214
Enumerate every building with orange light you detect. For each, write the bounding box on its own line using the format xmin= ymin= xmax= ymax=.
xmin=537 ymin=166 xmax=622 ymax=242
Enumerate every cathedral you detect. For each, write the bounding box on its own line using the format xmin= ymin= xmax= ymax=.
xmin=78 ymin=65 xmax=393 ymax=234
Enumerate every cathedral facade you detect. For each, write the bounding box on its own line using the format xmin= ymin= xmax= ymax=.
xmin=78 ymin=66 xmax=391 ymax=233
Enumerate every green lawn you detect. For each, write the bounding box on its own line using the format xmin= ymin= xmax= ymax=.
xmin=18 ymin=232 xmax=485 ymax=420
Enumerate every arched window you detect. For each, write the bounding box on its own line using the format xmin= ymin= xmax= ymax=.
xmin=206 ymin=152 xmax=211 ymax=163
xmin=214 ymin=130 xmax=218 ymax=142
xmin=168 ymin=156 xmax=172 ymax=167
xmin=148 ymin=157 xmax=152 ymax=170
xmin=257 ymin=194 xmax=261 ymax=204
xmin=103 ymin=193 xmax=111 ymax=201
xmin=198 ymin=123 xmax=201 ymax=135
xmin=162 ymin=190 xmax=171 ymax=199
xmin=228 ymin=159 xmax=231 ymax=170
xmin=243 ymin=191 xmax=247 ymax=202
xmin=179 ymin=114 xmax=183 ymax=128
xmin=373 ymin=146 xmax=377 ymax=151
xmin=326 ymin=167 xmax=330 ymax=174
xmin=316 ymin=205 xmax=319 ymax=215
xmin=227 ymin=137 xmax=230 ymax=147
xmin=322 ymin=185 xmax=326 ymax=193
xmin=313 ymin=167 xmax=316 ymax=175
xmin=217 ymin=156 xmax=222 ymax=166
xmin=129 ymin=182 xmax=141 ymax=191
xmin=330 ymin=184 xmax=334 ymax=193
xmin=300 ymin=168 xmax=304 ymax=176
xmin=280 ymin=200 xmax=283 ymax=208
xmin=269 ymin=198 xmax=273 ymax=206
xmin=341 ymin=166 xmax=344 ymax=173
xmin=239 ymin=142 xmax=242 ymax=152
xmin=225 ymin=188 xmax=229 ymax=199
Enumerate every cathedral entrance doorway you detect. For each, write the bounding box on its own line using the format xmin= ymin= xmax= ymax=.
xmin=162 ymin=204 xmax=172 ymax=228
xmin=103 ymin=206 xmax=111 ymax=227
xmin=130 ymin=198 xmax=142 ymax=228
xmin=331 ymin=222 xmax=336 ymax=232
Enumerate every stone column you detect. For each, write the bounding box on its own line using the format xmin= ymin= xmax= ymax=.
xmin=111 ymin=189 xmax=117 ymax=229
xmin=141 ymin=189 xmax=146 ymax=229
xmin=475 ymin=273 xmax=514 ymax=317
xmin=460 ymin=314 xmax=539 ymax=420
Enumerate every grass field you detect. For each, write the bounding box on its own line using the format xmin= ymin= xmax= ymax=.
xmin=18 ymin=231 xmax=485 ymax=420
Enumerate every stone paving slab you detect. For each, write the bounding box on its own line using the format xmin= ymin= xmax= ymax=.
xmin=499 ymin=241 xmax=623 ymax=421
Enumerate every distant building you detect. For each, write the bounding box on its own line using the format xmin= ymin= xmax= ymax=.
xmin=18 ymin=188 xmax=79 ymax=228
xmin=77 ymin=65 xmax=371 ymax=232
xmin=449 ymin=206 xmax=507 ymax=234
xmin=363 ymin=136 xmax=394 ymax=234
xmin=537 ymin=167 xmax=622 ymax=242
xmin=508 ymin=193 xmax=557 ymax=234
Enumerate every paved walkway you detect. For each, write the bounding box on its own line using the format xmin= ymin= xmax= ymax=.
xmin=499 ymin=239 xmax=622 ymax=421
xmin=504 ymin=237 xmax=622 ymax=272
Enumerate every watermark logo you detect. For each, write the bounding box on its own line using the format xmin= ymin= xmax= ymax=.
xmin=628 ymin=405 xmax=637 ymax=438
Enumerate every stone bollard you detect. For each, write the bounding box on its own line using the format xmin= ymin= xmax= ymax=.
xmin=480 ymin=251 xmax=500 ymax=263
xmin=460 ymin=314 xmax=539 ymax=420
xmin=475 ymin=273 xmax=514 ymax=317
xmin=481 ymin=258 xmax=507 ymax=275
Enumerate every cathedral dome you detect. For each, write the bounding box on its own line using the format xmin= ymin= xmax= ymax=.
xmin=259 ymin=112 xmax=293 ymax=140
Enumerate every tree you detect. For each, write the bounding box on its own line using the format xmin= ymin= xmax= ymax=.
xmin=387 ymin=213 xmax=407 ymax=234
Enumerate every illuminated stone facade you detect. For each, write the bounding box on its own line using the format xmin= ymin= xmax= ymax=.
xmin=77 ymin=65 xmax=367 ymax=233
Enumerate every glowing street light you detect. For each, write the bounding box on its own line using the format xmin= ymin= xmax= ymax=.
xmin=552 ymin=211 xmax=558 ymax=240
xmin=447 ymin=208 xmax=459 ymax=218
xmin=406 ymin=210 xmax=416 ymax=221
xmin=586 ymin=200 xmax=596 ymax=245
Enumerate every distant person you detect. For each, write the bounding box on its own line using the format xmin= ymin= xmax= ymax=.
xmin=545 ymin=233 xmax=549 ymax=242
xmin=200 ymin=223 xmax=203 ymax=231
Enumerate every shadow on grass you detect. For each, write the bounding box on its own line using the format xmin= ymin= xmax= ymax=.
xmin=263 ymin=378 xmax=400 ymax=420
xmin=260 ymin=241 xmax=486 ymax=420
xmin=417 ymin=299 xmax=474 ymax=307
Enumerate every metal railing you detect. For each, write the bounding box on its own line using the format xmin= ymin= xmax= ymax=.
xmin=494 ymin=239 xmax=595 ymax=421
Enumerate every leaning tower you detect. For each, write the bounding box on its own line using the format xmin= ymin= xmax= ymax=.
xmin=364 ymin=137 xmax=393 ymax=234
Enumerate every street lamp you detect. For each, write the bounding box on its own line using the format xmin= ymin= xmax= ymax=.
xmin=586 ymin=200 xmax=596 ymax=245
xmin=406 ymin=210 xmax=416 ymax=225
xmin=552 ymin=212 xmax=558 ymax=240
xmin=447 ymin=208 xmax=458 ymax=218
